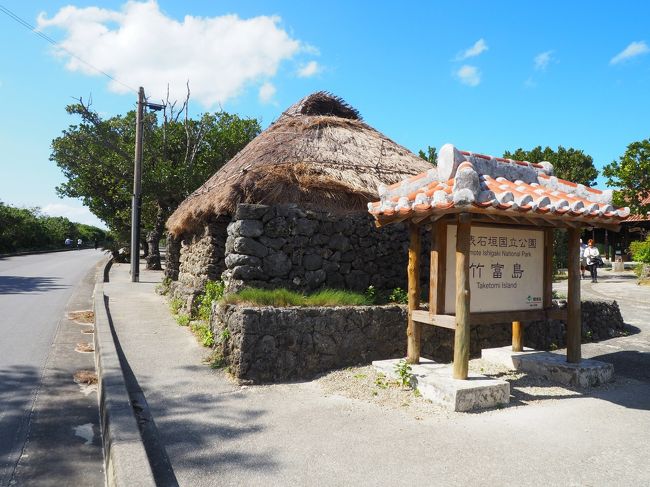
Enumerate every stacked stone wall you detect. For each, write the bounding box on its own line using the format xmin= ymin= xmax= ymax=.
xmin=164 ymin=235 xmax=182 ymax=281
xmin=222 ymin=203 xmax=429 ymax=295
xmin=172 ymin=215 xmax=230 ymax=310
xmin=211 ymin=299 xmax=625 ymax=383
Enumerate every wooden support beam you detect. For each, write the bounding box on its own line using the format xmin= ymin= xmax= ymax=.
xmin=567 ymin=227 xmax=582 ymax=363
xmin=543 ymin=228 xmax=554 ymax=309
xmin=512 ymin=321 xmax=523 ymax=352
xmin=453 ymin=213 xmax=471 ymax=380
xmin=429 ymin=220 xmax=447 ymax=316
xmin=412 ymin=310 xmax=456 ymax=329
xmin=412 ymin=308 xmax=568 ymax=329
xmin=407 ymin=222 xmax=421 ymax=364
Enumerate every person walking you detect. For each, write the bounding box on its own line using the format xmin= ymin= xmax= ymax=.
xmin=579 ymin=239 xmax=587 ymax=279
xmin=584 ymin=239 xmax=600 ymax=283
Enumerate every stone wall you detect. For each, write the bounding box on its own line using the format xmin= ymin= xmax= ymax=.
xmin=172 ymin=215 xmax=230 ymax=310
xmin=222 ymin=203 xmax=429 ymax=295
xmin=164 ymin=235 xmax=182 ymax=281
xmin=211 ymin=299 xmax=626 ymax=383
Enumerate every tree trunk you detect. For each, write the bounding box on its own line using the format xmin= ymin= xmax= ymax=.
xmin=146 ymin=204 xmax=166 ymax=270
xmin=141 ymin=237 xmax=149 ymax=258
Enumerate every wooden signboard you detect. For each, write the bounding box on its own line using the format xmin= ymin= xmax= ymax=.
xmin=444 ymin=225 xmax=544 ymax=313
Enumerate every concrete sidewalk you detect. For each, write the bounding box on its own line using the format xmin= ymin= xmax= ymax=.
xmin=104 ymin=261 xmax=650 ymax=486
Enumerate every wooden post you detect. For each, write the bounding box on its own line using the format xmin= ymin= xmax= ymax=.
xmin=567 ymin=227 xmax=581 ymax=363
xmin=512 ymin=321 xmax=523 ymax=352
xmin=453 ymin=213 xmax=471 ymax=379
xmin=429 ymin=219 xmax=447 ymax=315
xmin=407 ymin=222 xmax=421 ymax=364
xmin=543 ymin=228 xmax=554 ymax=309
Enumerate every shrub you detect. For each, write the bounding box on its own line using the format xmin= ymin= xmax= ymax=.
xmin=630 ymin=236 xmax=650 ymax=264
xmin=388 ymin=287 xmax=408 ymax=304
xmin=197 ymin=280 xmax=225 ymax=321
xmin=169 ymin=298 xmax=184 ymax=315
xmin=191 ymin=323 xmax=215 ymax=347
xmin=176 ymin=314 xmax=190 ymax=326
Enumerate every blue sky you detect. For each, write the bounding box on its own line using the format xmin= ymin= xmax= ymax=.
xmin=1 ymin=1 xmax=649 ymax=229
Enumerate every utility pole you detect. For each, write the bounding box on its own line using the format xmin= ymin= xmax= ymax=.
xmin=130 ymin=86 xmax=144 ymax=282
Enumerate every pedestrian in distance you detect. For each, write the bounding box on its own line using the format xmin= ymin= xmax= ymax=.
xmin=579 ymin=239 xmax=587 ymax=279
xmin=77 ymin=238 xmax=82 ymax=250
xmin=94 ymin=239 xmax=98 ymax=250
xmin=584 ymin=239 xmax=600 ymax=283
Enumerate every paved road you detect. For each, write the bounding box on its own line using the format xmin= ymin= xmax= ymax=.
xmin=0 ymin=250 xmax=105 ymax=486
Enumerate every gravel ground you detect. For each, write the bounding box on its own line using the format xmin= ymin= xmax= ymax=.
xmin=314 ymin=357 xmax=592 ymax=419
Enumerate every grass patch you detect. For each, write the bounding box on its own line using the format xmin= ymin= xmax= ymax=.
xmin=221 ymin=287 xmax=372 ymax=307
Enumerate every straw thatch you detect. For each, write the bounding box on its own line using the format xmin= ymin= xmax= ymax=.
xmin=167 ymin=91 xmax=432 ymax=236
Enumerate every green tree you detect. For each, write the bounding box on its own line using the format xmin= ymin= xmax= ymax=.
xmin=603 ymin=138 xmax=650 ymax=215
xmin=418 ymin=145 xmax=437 ymax=165
xmin=503 ymin=146 xmax=598 ymax=186
xmin=51 ymin=99 xmax=260 ymax=269
xmin=503 ymin=146 xmax=599 ymax=271
xmin=0 ymin=201 xmax=106 ymax=253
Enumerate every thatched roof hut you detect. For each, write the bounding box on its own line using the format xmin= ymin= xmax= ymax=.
xmin=166 ymin=92 xmax=432 ymax=236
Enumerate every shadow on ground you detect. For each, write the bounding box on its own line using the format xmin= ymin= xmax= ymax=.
xmin=481 ymin=348 xmax=650 ymax=413
xmin=0 ymin=276 xmax=68 ymax=294
xmin=0 ymin=365 xmax=101 ymax=486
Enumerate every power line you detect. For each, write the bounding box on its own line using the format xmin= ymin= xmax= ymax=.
xmin=0 ymin=3 xmax=138 ymax=94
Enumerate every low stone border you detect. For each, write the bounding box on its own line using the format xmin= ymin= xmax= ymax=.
xmin=93 ymin=258 xmax=156 ymax=487
xmin=211 ymin=299 xmax=625 ymax=383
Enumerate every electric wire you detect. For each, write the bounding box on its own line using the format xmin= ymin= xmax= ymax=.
xmin=0 ymin=3 xmax=138 ymax=94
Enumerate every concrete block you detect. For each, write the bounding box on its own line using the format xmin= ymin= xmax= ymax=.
xmin=372 ymin=358 xmax=509 ymax=412
xmin=481 ymin=346 xmax=614 ymax=388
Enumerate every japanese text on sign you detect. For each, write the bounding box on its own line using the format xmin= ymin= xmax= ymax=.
xmin=445 ymin=226 xmax=544 ymax=313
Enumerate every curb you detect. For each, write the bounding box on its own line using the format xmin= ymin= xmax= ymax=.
xmin=0 ymin=247 xmax=97 ymax=258
xmin=94 ymin=258 xmax=156 ymax=487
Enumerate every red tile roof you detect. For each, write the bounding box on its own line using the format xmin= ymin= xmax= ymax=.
xmin=368 ymin=144 xmax=630 ymax=227
xmin=623 ymin=194 xmax=650 ymax=222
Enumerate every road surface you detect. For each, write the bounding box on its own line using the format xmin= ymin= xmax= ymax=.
xmin=0 ymin=250 xmax=105 ymax=486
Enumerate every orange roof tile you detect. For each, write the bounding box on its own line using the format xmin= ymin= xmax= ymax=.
xmin=368 ymin=144 xmax=630 ymax=226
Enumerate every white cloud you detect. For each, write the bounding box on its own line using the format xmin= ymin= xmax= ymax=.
xmin=36 ymin=1 xmax=310 ymax=106
xmin=456 ymin=65 xmax=481 ymax=86
xmin=456 ymin=38 xmax=488 ymax=60
xmin=297 ymin=60 xmax=320 ymax=78
xmin=42 ymin=203 xmax=107 ymax=229
xmin=610 ymin=41 xmax=649 ymax=65
xmin=258 ymin=82 xmax=276 ymax=103
xmin=534 ymin=50 xmax=553 ymax=71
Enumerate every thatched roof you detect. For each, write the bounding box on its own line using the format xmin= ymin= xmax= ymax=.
xmin=167 ymin=91 xmax=433 ymax=236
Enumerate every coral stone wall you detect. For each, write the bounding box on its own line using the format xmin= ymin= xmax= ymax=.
xmin=164 ymin=235 xmax=182 ymax=281
xmin=211 ymin=299 xmax=625 ymax=383
xmin=222 ymin=203 xmax=429 ymax=294
xmin=172 ymin=215 xmax=230 ymax=309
